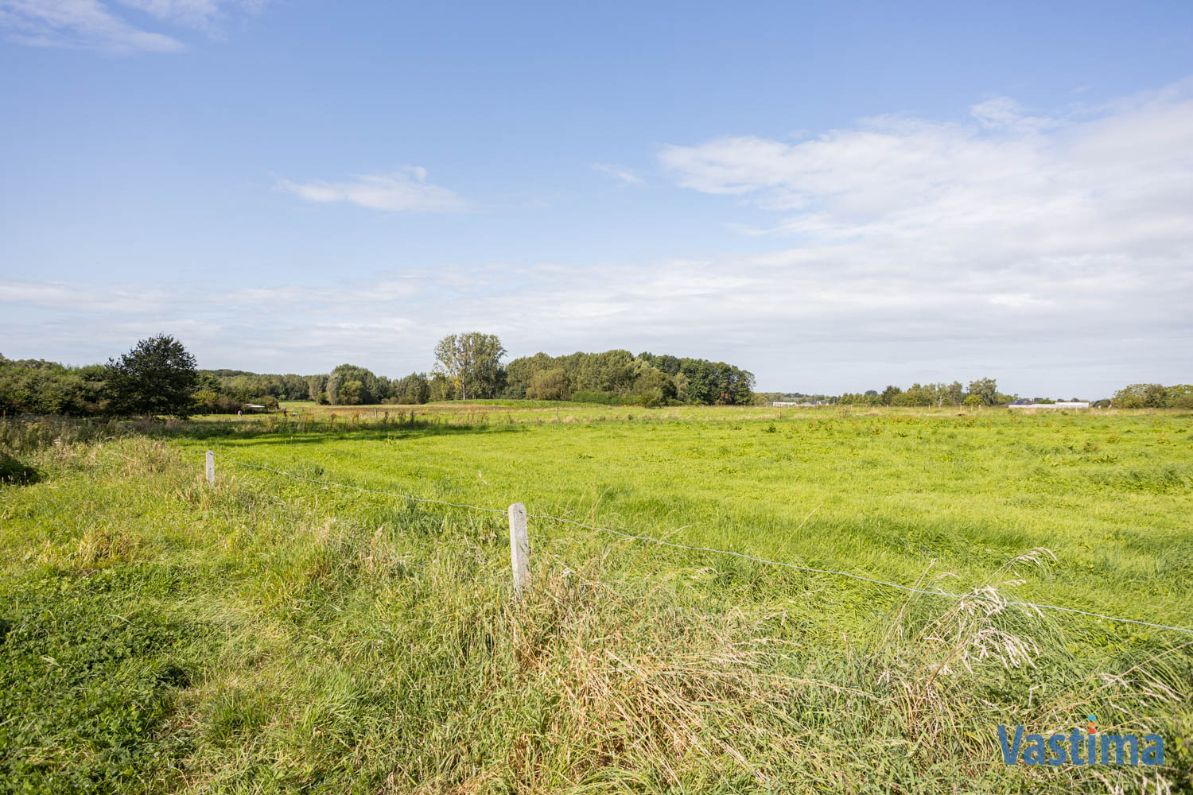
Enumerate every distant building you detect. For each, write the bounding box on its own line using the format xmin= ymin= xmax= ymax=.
xmin=1008 ymin=401 xmax=1091 ymax=410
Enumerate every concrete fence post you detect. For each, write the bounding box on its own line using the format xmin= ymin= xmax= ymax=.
xmin=205 ymin=450 xmax=215 ymax=486
xmin=508 ymin=502 xmax=530 ymax=599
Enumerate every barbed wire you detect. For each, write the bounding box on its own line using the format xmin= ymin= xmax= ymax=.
xmin=223 ymin=456 xmax=1193 ymax=637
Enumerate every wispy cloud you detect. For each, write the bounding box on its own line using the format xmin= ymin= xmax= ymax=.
xmin=660 ymin=82 xmax=1193 ymax=284
xmin=591 ymin=162 xmax=644 ymax=186
xmin=0 ymin=0 xmax=264 ymax=52
xmin=660 ymin=86 xmax=1193 ymax=232
xmin=114 ymin=0 xmax=264 ymax=29
xmin=968 ymin=97 xmax=1057 ymax=134
xmin=645 ymin=81 xmax=1193 ymax=390
xmin=277 ymin=167 xmax=469 ymax=213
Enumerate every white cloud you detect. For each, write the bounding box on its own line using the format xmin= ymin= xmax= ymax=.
xmin=660 ymin=85 xmax=1193 ymax=245
xmin=0 ymin=0 xmax=263 ymax=52
xmin=650 ymin=81 xmax=1193 ymax=389
xmin=591 ymin=162 xmax=644 ymax=186
xmin=277 ymin=167 xmax=469 ymax=213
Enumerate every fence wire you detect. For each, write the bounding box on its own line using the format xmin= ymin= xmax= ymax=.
xmin=223 ymin=456 xmax=1193 ymax=637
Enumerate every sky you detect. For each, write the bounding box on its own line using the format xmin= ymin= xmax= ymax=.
xmin=1 ymin=1 xmax=1191 ymax=397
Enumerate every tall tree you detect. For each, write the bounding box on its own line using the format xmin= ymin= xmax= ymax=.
xmin=305 ymin=374 xmax=328 ymax=403
xmin=391 ymin=373 xmax=431 ymax=404
xmin=106 ymin=334 xmax=198 ymax=418
xmin=967 ymin=377 xmax=999 ymax=406
xmin=326 ymin=364 xmax=383 ymax=405
xmin=433 ymin=333 xmax=506 ymax=400
xmin=880 ymin=385 xmax=902 ymax=406
xmin=526 ymin=368 xmax=569 ymax=400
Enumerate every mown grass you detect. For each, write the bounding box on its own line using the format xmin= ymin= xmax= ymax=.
xmin=1 ymin=408 xmax=1191 ymax=792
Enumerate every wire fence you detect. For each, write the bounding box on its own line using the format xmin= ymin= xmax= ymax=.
xmin=222 ymin=456 xmax=1193 ymax=638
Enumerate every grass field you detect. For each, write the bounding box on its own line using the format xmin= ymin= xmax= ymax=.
xmin=1 ymin=405 xmax=1191 ymax=792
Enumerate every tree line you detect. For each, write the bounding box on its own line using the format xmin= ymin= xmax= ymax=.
xmin=837 ymin=378 xmax=1012 ymax=407
xmin=0 ymin=335 xmax=201 ymax=418
xmin=0 ymin=332 xmax=756 ymax=417
xmin=1110 ymin=383 xmax=1193 ymax=409
xmin=4 ymin=333 xmax=1187 ymax=417
xmin=773 ymin=378 xmax=1081 ymax=407
xmin=195 ymin=338 xmax=754 ymax=409
xmin=833 ymin=380 xmax=1193 ymax=408
xmin=504 ymin=349 xmax=754 ymax=406
xmin=279 ymin=338 xmax=755 ymax=408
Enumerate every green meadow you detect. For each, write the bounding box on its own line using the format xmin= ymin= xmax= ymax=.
xmin=1 ymin=406 xmax=1191 ymax=792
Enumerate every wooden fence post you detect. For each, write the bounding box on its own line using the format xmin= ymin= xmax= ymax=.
xmin=205 ymin=450 xmax=215 ymax=486
xmin=508 ymin=502 xmax=530 ymax=598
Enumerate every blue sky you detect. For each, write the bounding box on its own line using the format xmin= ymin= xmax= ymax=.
xmin=1 ymin=1 xmax=1191 ymax=396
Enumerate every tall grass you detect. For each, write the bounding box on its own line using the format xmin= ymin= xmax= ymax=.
xmin=177 ymin=407 xmax=1193 ymax=643
xmin=1 ymin=417 xmax=1190 ymax=792
xmin=0 ymin=415 xmax=126 ymax=453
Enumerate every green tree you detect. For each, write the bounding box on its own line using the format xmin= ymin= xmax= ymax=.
xmin=967 ymin=378 xmax=999 ymax=406
xmin=338 ymin=380 xmax=365 ymax=405
xmin=106 ymin=335 xmax=198 ymax=418
xmin=0 ymin=357 xmax=109 ymax=415
xmin=669 ymin=358 xmax=753 ymax=405
xmin=428 ymin=372 xmax=455 ymax=402
xmin=433 ymin=333 xmax=506 ymax=400
xmin=1112 ymin=383 xmax=1168 ymax=408
xmin=631 ymin=361 xmax=675 ymax=406
xmin=637 ymin=352 xmax=682 ymax=376
xmin=390 ymin=373 xmax=431 ymax=404
xmin=570 ymin=350 xmax=636 ymax=394
xmin=945 ymin=381 xmax=965 ymax=406
xmin=504 ymin=352 xmax=557 ymax=398
xmin=1166 ymin=385 xmax=1193 ymax=409
xmin=526 ymin=368 xmax=569 ymax=400
xmin=326 ymin=364 xmax=382 ymax=405
xmin=305 ymin=374 xmax=328 ymax=403
xmin=493 ymin=348 xmax=753 ymax=405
